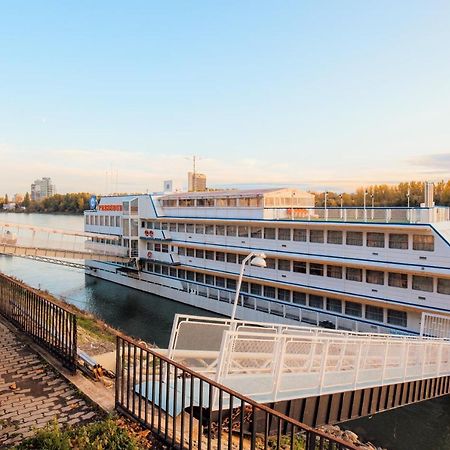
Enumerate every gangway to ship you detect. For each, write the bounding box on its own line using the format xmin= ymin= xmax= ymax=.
xmin=147 ymin=314 xmax=450 ymax=426
xmin=0 ymin=221 xmax=130 ymax=263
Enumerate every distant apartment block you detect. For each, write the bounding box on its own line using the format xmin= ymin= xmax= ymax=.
xmin=31 ymin=177 xmax=56 ymax=201
xmin=188 ymin=172 xmax=207 ymax=192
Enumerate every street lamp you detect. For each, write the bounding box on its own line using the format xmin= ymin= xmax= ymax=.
xmin=230 ymin=252 xmax=267 ymax=321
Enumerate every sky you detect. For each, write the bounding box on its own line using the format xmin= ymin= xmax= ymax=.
xmin=1 ymin=1 xmax=450 ymax=195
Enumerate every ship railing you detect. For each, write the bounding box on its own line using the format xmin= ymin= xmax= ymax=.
xmin=264 ymin=206 xmax=450 ymax=223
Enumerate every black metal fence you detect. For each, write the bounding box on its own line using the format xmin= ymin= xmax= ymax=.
xmin=0 ymin=273 xmax=77 ymax=373
xmin=116 ymin=334 xmax=357 ymax=450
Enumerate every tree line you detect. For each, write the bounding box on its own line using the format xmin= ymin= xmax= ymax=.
xmin=314 ymin=180 xmax=450 ymax=207
xmin=0 ymin=193 xmax=93 ymax=214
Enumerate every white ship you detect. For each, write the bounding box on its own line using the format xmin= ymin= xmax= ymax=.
xmin=84 ymin=184 xmax=450 ymax=336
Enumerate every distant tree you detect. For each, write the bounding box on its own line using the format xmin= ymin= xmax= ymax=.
xmin=22 ymin=192 xmax=30 ymax=208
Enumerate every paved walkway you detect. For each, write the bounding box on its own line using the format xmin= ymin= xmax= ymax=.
xmin=0 ymin=318 xmax=98 ymax=448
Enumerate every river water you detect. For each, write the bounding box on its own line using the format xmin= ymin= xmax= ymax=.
xmin=0 ymin=212 xmax=448 ymax=450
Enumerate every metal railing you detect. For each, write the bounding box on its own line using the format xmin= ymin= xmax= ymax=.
xmin=264 ymin=206 xmax=450 ymax=223
xmin=0 ymin=272 xmax=77 ymax=373
xmin=165 ymin=315 xmax=450 ymax=404
xmin=116 ymin=334 xmax=358 ymax=450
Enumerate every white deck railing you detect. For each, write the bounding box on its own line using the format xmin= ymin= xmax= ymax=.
xmin=167 ymin=315 xmax=450 ymax=404
xmin=264 ymin=206 xmax=450 ymax=223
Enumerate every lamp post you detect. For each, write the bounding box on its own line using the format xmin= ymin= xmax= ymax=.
xmin=230 ymin=252 xmax=267 ymax=321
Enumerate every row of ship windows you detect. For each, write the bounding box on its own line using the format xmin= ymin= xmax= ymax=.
xmin=149 ymin=242 xmax=450 ymax=295
xmin=144 ymin=221 xmax=435 ymax=251
xmin=86 ymin=215 xmax=121 ymax=227
xmin=145 ymin=263 xmax=408 ymax=327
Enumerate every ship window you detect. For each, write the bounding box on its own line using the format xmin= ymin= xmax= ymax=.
xmin=227 ymin=279 xmax=237 ymax=290
xmin=216 ymin=251 xmax=225 ymax=262
xmin=250 ymin=227 xmax=262 ymax=239
xmin=278 ymin=259 xmax=291 ymax=271
xmin=205 ymin=198 xmax=215 ymax=207
xmin=226 ymin=225 xmax=237 ymax=237
xmin=413 ymin=235 xmax=434 ymax=251
xmin=94 ymin=216 xmax=99 ymax=226
xmin=154 ymin=264 xmax=161 ymax=274
xmin=366 ymin=305 xmax=384 ymax=322
xmin=186 ymin=199 xmax=195 ymax=207
xmin=293 ymin=261 xmax=307 ymax=274
xmin=238 ymin=226 xmax=249 ymax=238
xmin=161 ymin=266 xmax=169 ymax=275
xmin=265 ymin=258 xmax=276 ymax=269
xmin=293 ymin=229 xmax=307 ymax=241
xmin=412 ymin=275 xmax=433 ymax=292
xmin=195 ymin=224 xmax=204 ymax=234
xmin=179 ymin=199 xmax=188 ymax=207
xmin=116 ymin=216 xmax=121 ymax=227
xmin=205 ymin=274 xmax=214 ymax=285
xmin=264 ymin=227 xmax=276 ymax=239
xmin=205 ymin=225 xmax=214 ymax=235
xmin=327 ymin=230 xmax=343 ymax=245
xmin=327 ymin=265 xmax=343 ymax=279
xmin=195 ymin=249 xmax=204 ymax=258
xmin=216 ymin=277 xmax=225 ymax=287
xmin=161 ymin=244 xmax=169 ymax=253
xmin=100 ymin=216 xmax=104 ymax=226
xmin=161 ymin=222 xmax=168 ymax=230
xmin=293 ymin=291 xmax=306 ymax=305
xmin=346 ymin=268 xmax=362 ymax=282
xmin=278 ymin=288 xmax=290 ymax=302
xmin=367 ymin=232 xmax=385 ymax=248
xmin=310 ymin=230 xmax=324 ymax=243
xmin=147 ymin=242 xmax=154 ymax=251
xmin=177 ymin=223 xmax=186 ymax=233
xmin=105 ymin=216 xmax=110 ymax=226
xmin=264 ymin=286 xmax=276 ymax=298
xmin=178 ymin=269 xmax=186 ymax=279
xmin=169 ymin=223 xmax=177 ymax=232
xmin=227 ymin=198 xmax=237 ymax=207
xmin=346 ymin=231 xmax=363 ymax=246
xmin=238 ymin=254 xmax=246 ymax=264
xmin=196 ymin=272 xmax=204 ymax=283
xmin=388 ymin=272 xmax=408 ymax=289
xmin=345 ymin=301 xmax=362 ymax=317
xmin=170 ymin=268 xmax=177 ymax=277
xmin=85 ymin=215 xmax=89 ymax=225
xmin=389 ymin=234 xmax=408 ymax=250
xmin=216 ymin=225 xmax=225 ymax=236
xmin=278 ymin=228 xmax=291 ymax=241
xmin=186 ymin=223 xmax=195 ymax=234
xmin=366 ymin=270 xmax=384 ymax=285
xmin=241 ymin=282 xmax=249 ymax=293
xmin=387 ymin=310 xmax=407 ymax=327
xmin=205 ymin=250 xmax=214 ymax=260
xmin=197 ymin=198 xmax=206 ymax=207
xmin=215 ymin=198 xmax=226 ymax=207
xmin=309 ymin=295 xmax=324 ymax=309
xmin=327 ymin=298 xmax=342 ymax=313
xmin=310 ymin=263 xmax=323 ymax=276
xmin=251 ymin=284 xmax=262 ymax=295
xmin=186 ymin=248 xmax=194 ymax=257
xmin=437 ymin=279 xmax=450 ymax=295
xmin=186 ymin=271 xmax=195 ymax=281
xmin=226 ymin=253 xmax=237 ymax=264
xmin=146 ymin=263 xmax=154 ymax=272
xmin=153 ymin=222 xmax=161 ymax=230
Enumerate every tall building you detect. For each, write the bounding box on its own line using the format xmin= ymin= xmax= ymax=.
xmin=187 ymin=172 xmax=207 ymax=192
xmin=31 ymin=177 xmax=56 ymax=201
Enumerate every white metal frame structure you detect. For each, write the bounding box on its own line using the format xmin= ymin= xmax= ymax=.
xmin=166 ymin=315 xmax=450 ymax=404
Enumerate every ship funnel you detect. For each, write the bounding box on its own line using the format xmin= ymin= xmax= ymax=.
xmin=423 ymin=182 xmax=435 ymax=207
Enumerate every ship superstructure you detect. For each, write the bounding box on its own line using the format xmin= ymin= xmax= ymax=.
xmin=84 ymin=187 xmax=450 ymax=335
